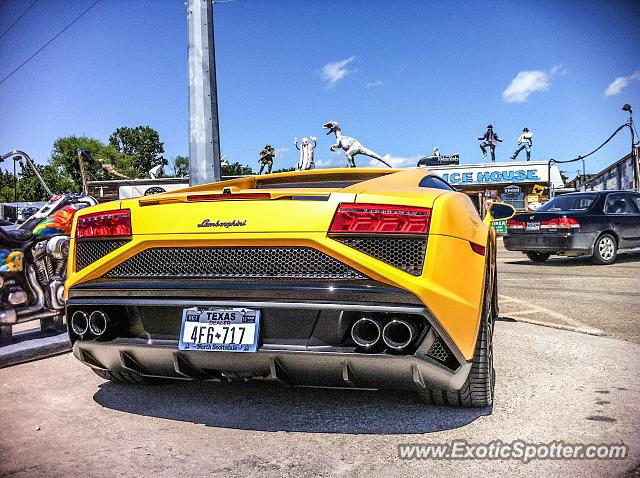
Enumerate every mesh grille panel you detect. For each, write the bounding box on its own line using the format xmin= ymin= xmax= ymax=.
xmin=334 ymin=237 xmax=426 ymax=275
xmin=76 ymin=240 xmax=130 ymax=271
xmin=427 ymin=337 xmax=451 ymax=363
xmin=104 ymin=247 xmax=366 ymax=280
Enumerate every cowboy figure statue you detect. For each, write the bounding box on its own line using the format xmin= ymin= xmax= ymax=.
xmin=511 ymin=127 xmax=533 ymax=161
xmin=258 ymin=144 xmax=276 ymax=175
xmin=478 ymin=124 xmax=503 ymax=162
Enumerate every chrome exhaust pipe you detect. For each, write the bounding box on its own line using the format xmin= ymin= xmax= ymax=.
xmin=71 ymin=311 xmax=89 ymax=336
xmin=382 ymin=320 xmax=415 ymax=350
xmin=89 ymin=310 xmax=109 ymax=337
xmin=351 ymin=317 xmax=382 ymax=348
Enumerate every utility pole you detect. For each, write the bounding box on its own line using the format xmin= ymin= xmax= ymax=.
xmin=622 ymin=104 xmax=639 ymax=191
xmin=188 ymin=0 xmax=221 ymax=186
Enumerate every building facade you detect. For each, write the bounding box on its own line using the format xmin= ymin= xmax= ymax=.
xmin=425 ymin=161 xmax=564 ymax=212
xmin=581 ymin=152 xmax=638 ymax=192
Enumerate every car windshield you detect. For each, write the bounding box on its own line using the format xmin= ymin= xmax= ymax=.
xmin=538 ymin=194 xmax=597 ymax=212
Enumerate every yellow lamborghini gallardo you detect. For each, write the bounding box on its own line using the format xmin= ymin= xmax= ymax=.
xmin=65 ymin=168 xmax=512 ymax=407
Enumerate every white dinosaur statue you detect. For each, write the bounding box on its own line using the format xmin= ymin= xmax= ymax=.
xmin=322 ymin=120 xmax=391 ymax=168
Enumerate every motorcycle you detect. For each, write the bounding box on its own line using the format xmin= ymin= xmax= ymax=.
xmin=0 ymin=149 xmax=98 ymax=343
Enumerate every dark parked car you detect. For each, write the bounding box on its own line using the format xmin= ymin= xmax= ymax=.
xmin=504 ymin=190 xmax=640 ymax=264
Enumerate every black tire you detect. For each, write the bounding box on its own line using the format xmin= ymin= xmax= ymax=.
xmin=526 ymin=251 xmax=550 ymax=263
xmin=92 ymin=369 xmax=153 ymax=384
xmin=418 ymin=251 xmax=496 ymax=407
xmin=592 ymin=233 xmax=617 ymax=265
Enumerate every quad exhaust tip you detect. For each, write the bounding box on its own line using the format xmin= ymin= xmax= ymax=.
xmin=351 ymin=317 xmax=382 ymax=348
xmin=71 ymin=311 xmax=89 ymax=336
xmin=382 ymin=319 xmax=415 ymax=350
xmin=89 ymin=310 xmax=109 ymax=337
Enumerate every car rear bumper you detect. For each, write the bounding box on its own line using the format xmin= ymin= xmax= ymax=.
xmin=503 ymin=231 xmax=597 ymax=254
xmin=73 ymin=338 xmax=471 ymax=391
xmin=66 ymin=281 xmax=472 ymax=391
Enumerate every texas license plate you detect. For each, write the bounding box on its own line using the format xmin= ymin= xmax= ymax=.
xmin=178 ymin=307 xmax=260 ymax=352
xmin=527 ymin=221 xmax=540 ymax=231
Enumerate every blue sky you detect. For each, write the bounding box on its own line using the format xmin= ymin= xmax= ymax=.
xmin=1 ymin=0 xmax=639 ymax=179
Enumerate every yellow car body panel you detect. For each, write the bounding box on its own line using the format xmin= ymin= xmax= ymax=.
xmin=66 ymin=168 xmax=491 ymax=361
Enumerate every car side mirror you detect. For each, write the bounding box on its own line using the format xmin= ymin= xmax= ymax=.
xmin=487 ymin=202 xmax=516 ymax=220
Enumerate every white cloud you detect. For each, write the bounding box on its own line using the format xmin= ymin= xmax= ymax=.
xmin=366 ymin=80 xmax=383 ymax=88
xmin=604 ymin=71 xmax=640 ymax=97
xmin=367 ymin=154 xmax=421 ymax=168
xmin=502 ymin=67 xmax=562 ymax=103
xmin=321 ymin=56 xmax=356 ymax=87
xmin=275 ymin=147 xmax=288 ymax=158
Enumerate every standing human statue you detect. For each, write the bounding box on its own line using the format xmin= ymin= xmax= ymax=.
xmin=511 ymin=127 xmax=533 ymax=161
xmin=294 ymin=136 xmax=317 ymax=170
xmin=258 ymin=144 xmax=276 ymax=175
xmin=477 ymin=124 xmax=503 ymax=162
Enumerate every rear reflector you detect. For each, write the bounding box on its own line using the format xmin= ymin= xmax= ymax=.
xmin=76 ymin=210 xmax=132 ymax=239
xmin=469 ymin=242 xmax=486 ymax=256
xmin=540 ymin=217 xmax=580 ymax=229
xmin=186 ymin=193 xmax=271 ymax=201
xmin=507 ymin=219 xmax=526 ymax=230
xmin=329 ymin=203 xmax=431 ymax=234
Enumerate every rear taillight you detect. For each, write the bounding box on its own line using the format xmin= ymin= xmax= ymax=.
xmin=329 ymin=203 xmax=431 ymax=234
xmin=75 ymin=209 xmax=132 ymax=239
xmin=507 ymin=219 xmax=526 ymax=230
xmin=540 ymin=217 xmax=580 ymax=229
xmin=469 ymin=242 xmax=486 ymax=256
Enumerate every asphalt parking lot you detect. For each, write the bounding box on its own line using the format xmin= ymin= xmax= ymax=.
xmin=1 ymin=241 xmax=639 ymax=477
xmin=497 ymin=239 xmax=640 ymax=343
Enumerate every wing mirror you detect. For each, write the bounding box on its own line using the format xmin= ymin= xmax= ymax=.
xmin=487 ymin=202 xmax=516 ymax=220
xmin=483 ymin=202 xmax=516 ymax=232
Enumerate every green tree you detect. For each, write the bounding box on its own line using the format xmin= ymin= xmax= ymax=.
xmin=170 ymin=155 xmax=189 ymax=177
xmin=16 ymin=162 xmax=76 ymax=201
xmin=50 ymin=135 xmax=136 ymax=185
xmin=222 ymin=162 xmax=253 ymax=176
xmin=272 ymin=167 xmax=296 ymax=173
xmin=109 ymin=126 xmax=167 ymax=177
xmin=0 ymin=170 xmax=17 ymax=202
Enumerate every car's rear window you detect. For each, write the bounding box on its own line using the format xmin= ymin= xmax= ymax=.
xmin=538 ymin=194 xmax=597 ymax=212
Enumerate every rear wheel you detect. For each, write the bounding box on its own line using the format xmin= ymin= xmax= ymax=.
xmin=418 ymin=254 xmax=495 ymax=407
xmin=92 ymin=369 xmax=155 ymax=384
xmin=526 ymin=251 xmax=550 ymax=263
xmin=592 ymin=234 xmax=617 ymax=265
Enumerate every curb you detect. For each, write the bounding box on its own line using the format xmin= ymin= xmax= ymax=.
xmin=0 ymin=331 xmax=71 ymax=369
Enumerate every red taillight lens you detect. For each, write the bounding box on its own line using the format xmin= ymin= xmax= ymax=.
xmin=541 ymin=217 xmax=580 ymax=229
xmin=469 ymin=242 xmax=486 ymax=256
xmin=507 ymin=219 xmax=526 ymax=230
xmin=559 ymin=217 xmax=580 ymax=229
xmin=75 ymin=209 xmax=132 ymax=239
xmin=329 ymin=203 xmax=431 ymax=234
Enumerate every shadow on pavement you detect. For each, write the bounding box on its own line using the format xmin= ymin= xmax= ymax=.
xmin=506 ymin=251 xmax=640 ymax=267
xmin=93 ymin=379 xmax=490 ymax=434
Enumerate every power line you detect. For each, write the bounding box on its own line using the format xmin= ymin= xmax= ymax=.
xmin=551 ymin=124 xmax=628 ymax=164
xmin=0 ymin=0 xmax=40 ymax=41
xmin=0 ymin=0 xmax=102 ymax=87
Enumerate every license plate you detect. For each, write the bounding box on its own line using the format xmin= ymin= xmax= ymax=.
xmin=178 ymin=307 xmax=260 ymax=352
xmin=527 ymin=221 xmax=540 ymax=231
